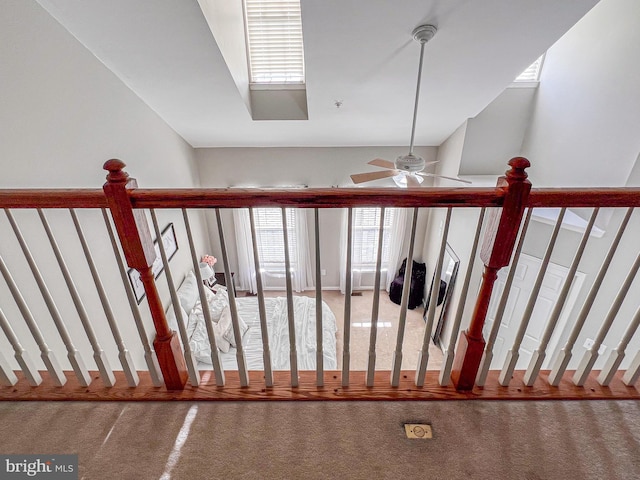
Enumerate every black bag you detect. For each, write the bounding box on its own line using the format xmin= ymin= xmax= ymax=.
xmin=389 ymin=258 xmax=427 ymax=309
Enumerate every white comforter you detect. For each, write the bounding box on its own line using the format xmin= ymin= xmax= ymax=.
xmin=188 ymin=295 xmax=338 ymax=371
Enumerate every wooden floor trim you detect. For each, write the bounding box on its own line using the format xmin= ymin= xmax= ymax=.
xmin=1 ymin=370 xmax=639 ymax=401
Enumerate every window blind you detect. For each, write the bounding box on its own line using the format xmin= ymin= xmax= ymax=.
xmin=244 ymin=0 xmax=305 ymax=84
xmin=515 ymin=54 xmax=545 ymax=82
xmin=352 ymin=208 xmax=396 ymax=268
xmin=253 ymin=208 xmax=297 ymax=270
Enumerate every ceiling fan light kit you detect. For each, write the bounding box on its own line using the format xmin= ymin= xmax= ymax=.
xmin=350 ymin=24 xmax=471 ymax=187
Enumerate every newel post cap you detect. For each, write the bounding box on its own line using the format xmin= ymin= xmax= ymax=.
xmin=505 ymin=157 xmax=531 ymax=182
xmin=103 ymin=159 xmax=129 ymax=184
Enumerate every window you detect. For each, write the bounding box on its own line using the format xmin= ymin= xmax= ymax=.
xmin=514 ymin=54 xmax=545 ymax=82
xmin=252 ymin=207 xmax=297 ymax=272
xmin=351 ymin=208 xmax=396 ymax=270
xmin=243 ymin=0 xmax=305 ymax=85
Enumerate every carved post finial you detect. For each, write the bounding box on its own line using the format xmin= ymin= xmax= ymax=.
xmin=505 ymin=157 xmax=531 ymax=183
xmin=103 ymin=159 xmax=129 ymax=184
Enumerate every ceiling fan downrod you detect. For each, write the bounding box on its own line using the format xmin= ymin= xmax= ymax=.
xmin=408 ymin=24 xmax=437 ymax=156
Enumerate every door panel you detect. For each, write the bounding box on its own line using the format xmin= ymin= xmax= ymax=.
xmin=483 ymin=253 xmax=582 ymax=370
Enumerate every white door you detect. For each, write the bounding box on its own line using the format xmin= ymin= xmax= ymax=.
xmin=483 ymin=253 xmax=584 ymax=369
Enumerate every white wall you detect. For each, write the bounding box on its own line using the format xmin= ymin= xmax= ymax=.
xmin=459 ymin=86 xmax=536 ymax=176
xmin=510 ymin=0 xmax=640 ymax=369
xmin=521 ymin=0 xmax=640 ymax=187
xmin=195 ymin=146 xmax=438 ymax=289
xmin=0 ymin=1 xmax=208 ymax=373
xmin=427 ymin=0 xmax=640 ymax=371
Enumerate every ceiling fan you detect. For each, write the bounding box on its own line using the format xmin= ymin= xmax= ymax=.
xmin=350 ymin=25 xmax=471 ymax=188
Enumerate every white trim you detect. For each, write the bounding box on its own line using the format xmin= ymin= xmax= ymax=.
xmin=250 ymin=82 xmax=305 ymax=91
xmin=532 ymin=207 xmax=605 ymax=238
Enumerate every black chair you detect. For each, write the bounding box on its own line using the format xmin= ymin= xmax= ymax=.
xmin=389 ymin=258 xmax=427 ymax=309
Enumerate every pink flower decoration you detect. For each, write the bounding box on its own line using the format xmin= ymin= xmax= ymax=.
xmin=201 ymin=255 xmax=217 ymax=267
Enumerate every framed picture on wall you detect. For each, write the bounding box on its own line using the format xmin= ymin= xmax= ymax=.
xmin=127 ymin=223 xmax=178 ymax=304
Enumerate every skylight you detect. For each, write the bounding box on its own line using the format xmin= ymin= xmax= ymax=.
xmin=244 ymin=0 xmax=305 ymax=85
xmin=515 ymin=54 xmax=545 ymax=82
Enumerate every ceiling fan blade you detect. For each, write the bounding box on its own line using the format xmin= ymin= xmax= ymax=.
xmin=423 ymin=160 xmax=439 ymax=167
xmin=417 ymin=172 xmax=472 ymax=184
xmin=406 ymin=175 xmax=422 ymax=188
xmin=368 ymin=158 xmax=396 ymax=170
xmin=350 ymin=170 xmax=398 ymax=184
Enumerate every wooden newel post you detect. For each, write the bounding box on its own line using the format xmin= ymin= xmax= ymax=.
xmin=103 ymin=159 xmax=188 ymax=390
xmin=451 ymin=157 xmax=531 ymax=390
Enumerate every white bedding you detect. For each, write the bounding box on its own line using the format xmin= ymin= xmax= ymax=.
xmin=187 ymin=293 xmax=338 ymax=371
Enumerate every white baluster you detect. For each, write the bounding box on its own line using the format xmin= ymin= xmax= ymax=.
xmin=102 ymin=209 xmax=163 ymax=387
xmin=548 ymin=207 xmax=634 ymax=386
xmin=0 ymin=307 xmax=37 ymax=386
xmin=314 ymin=208 xmax=324 ymax=387
xmin=248 ymin=208 xmax=273 ymax=387
xmin=0 ymin=351 xmax=18 ymax=387
xmin=366 ymin=208 xmax=386 ymax=387
xmin=182 ymin=208 xmax=225 ymax=386
xmin=0 ymin=266 xmax=64 ymax=386
xmin=416 ymin=207 xmax=451 ymax=387
xmin=8 ymin=211 xmax=91 ymax=387
xmin=598 ymin=303 xmax=640 ymax=386
xmin=573 ymin=249 xmax=640 ymax=386
xmin=499 ymin=208 xmax=565 ymax=386
xmin=36 ymin=209 xmax=113 ymax=386
xmin=281 ymin=207 xmax=298 ymax=387
xmin=150 ymin=210 xmax=200 ymax=387
xmin=439 ymin=207 xmax=485 ymax=386
xmin=622 ymin=350 xmax=640 ymax=387
xmin=216 ymin=208 xmax=249 ymax=387
xmin=342 ymin=208 xmax=353 ymax=387
xmin=524 ymin=208 xmax=598 ymax=386
xmin=71 ymin=209 xmax=139 ymax=387
xmin=391 ymin=208 xmax=418 ymax=387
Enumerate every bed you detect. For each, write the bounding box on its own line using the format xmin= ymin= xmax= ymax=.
xmin=166 ymin=272 xmax=338 ymax=371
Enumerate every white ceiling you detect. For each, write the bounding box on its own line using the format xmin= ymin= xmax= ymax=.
xmin=36 ymin=0 xmax=599 ymax=148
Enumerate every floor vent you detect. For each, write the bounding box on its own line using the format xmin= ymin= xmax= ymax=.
xmin=404 ymin=424 xmax=433 ymax=439
xmin=351 ymin=291 xmax=363 ymax=296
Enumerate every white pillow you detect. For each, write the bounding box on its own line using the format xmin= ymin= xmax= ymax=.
xmin=189 ymin=288 xmax=229 ymax=323
xmin=206 ymin=287 xmax=230 ymax=322
xmin=216 ymin=305 xmax=250 ymax=347
xmin=187 ymin=305 xmax=231 ymax=357
xmin=177 ymin=271 xmax=199 ymax=314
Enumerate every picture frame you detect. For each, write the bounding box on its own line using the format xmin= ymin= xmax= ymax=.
xmin=127 ymin=223 xmax=178 ymax=304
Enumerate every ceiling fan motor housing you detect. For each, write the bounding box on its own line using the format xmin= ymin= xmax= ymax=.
xmin=395 ymin=153 xmax=426 ymax=173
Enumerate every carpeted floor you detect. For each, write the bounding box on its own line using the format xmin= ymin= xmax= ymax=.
xmin=1 ymin=399 xmax=639 ymax=479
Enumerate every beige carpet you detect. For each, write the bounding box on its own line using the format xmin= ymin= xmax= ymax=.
xmin=1 ymin=399 xmax=639 ymax=479
xmin=258 ymin=289 xmax=444 ymax=371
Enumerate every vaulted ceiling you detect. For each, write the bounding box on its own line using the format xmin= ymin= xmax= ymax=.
xmin=36 ymin=0 xmax=599 ymax=148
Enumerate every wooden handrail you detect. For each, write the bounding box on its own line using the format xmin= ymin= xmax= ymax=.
xmin=0 ymin=190 xmax=107 ymax=209
xmin=127 ymin=188 xmax=505 ymax=209
xmin=528 ymin=189 xmax=640 ymax=207
xmin=2 ymin=187 xmax=639 ymax=210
